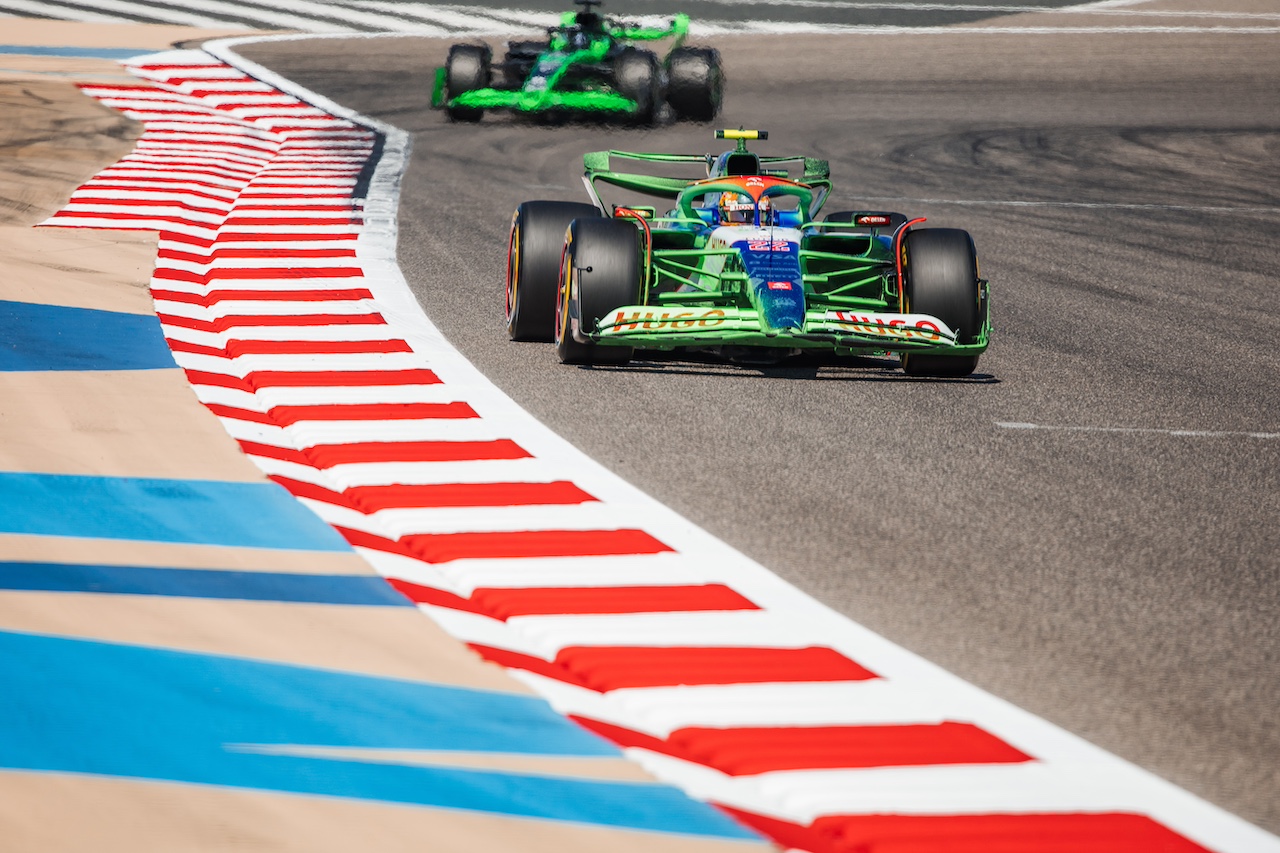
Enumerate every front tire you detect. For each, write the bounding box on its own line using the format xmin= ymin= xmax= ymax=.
xmin=899 ymin=228 xmax=983 ymax=378
xmin=556 ymin=218 xmax=641 ymax=364
xmin=445 ymin=44 xmax=490 ymax=122
xmin=615 ymin=48 xmax=662 ymax=125
xmin=666 ymin=47 xmax=722 ymax=122
xmin=506 ymin=201 xmax=602 ymax=341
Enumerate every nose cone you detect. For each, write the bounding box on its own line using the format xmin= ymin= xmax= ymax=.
xmin=732 ymin=233 xmax=805 ymax=333
xmin=754 ymin=278 xmax=805 ymax=332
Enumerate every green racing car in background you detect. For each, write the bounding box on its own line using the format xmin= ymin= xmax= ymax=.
xmin=505 ymin=130 xmax=991 ymax=377
xmin=432 ymin=0 xmax=723 ymax=124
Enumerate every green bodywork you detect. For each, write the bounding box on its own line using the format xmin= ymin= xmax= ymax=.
xmin=571 ymin=139 xmax=991 ymax=357
xmin=432 ymin=14 xmax=689 ymax=116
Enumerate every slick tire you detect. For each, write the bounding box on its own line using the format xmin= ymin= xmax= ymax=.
xmin=507 ymin=201 xmax=602 ymax=341
xmin=445 ymin=44 xmax=490 ymax=122
xmin=666 ymin=47 xmax=722 ymax=122
xmin=556 ymin=218 xmax=640 ymax=365
xmin=615 ymin=48 xmax=662 ymax=125
xmin=899 ymin=228 xmax=983 ymax=378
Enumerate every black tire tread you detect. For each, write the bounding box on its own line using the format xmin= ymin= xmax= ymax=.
xmin=667 ymin=46 xmax=722 ymax=122
xmin=899 ymin=227 xmax=982 ymax=378
xmin=614 ymin=48 xmax=662 ymax=125
xmin=445 ymin=43 xmax=489 ymax=123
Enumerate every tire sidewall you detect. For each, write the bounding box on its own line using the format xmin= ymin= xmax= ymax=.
xmin=507 ymin=201 xmax=602 ymax=341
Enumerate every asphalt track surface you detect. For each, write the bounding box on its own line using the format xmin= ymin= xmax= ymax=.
xmin=239 ymin=20 xmax=1280 ymax=833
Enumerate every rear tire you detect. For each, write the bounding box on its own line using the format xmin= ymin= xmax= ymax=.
xmin=556 ymin=218 xmax=641 ymax=365
xmin=445 ymin=44 xmax=490 ymax=122
xmin=615 ymin=48 xmax=662 ymax=125
xmin=666 ymin=47 xmax=722 ymax=122
xmin=506 ymin=201 xmax=602 ymax=341
xmin=899 ymin=228 xmax=983 ymax=378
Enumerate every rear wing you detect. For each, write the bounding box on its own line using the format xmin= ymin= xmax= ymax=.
xmin=582 ymin=149 xmax=833 ymax=214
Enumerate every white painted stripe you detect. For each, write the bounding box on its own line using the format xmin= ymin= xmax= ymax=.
xmin=310 ymin=498 xmax=672 ymax=539
xmin=628 ymin=750 xmax=1224 ymax=824
xmin=17 ymin=0 xmax=1280 ymax=37
xmin=110 ymin=156 xmax=259 ymax=174
xmin=169 ymin=351 xmax=422 ymax=374
xmin=66 ymin=190 xmax=234 ymax=207
xmin=155 ymin=301 xmax=377 ymax=319
xmin=61 ymin=203 xmax=229 ymax=224
xmin=341 ymin=1 xmax=533 ymax=34
xmin=215 ymin=224 xmax=363 ymax=234
xmin=997 ymin=421 xmax=1280 ymax=438
xmin=78 ymin=181 xmax=237 ymax=199
xmin=190 ymin=383 xmax=456 ymax=406
xmin=30 ymin=0 xmax=214 ymax=24
xmin=161 ymin=247 xmax=359 ymax=260
xmin=154 ymin=260 xmax=361 ymax=277
xmin=146 ymin=0 xmax=362 ymax=33
xmin=231 ymin=417 xmax=501 ymax=444
xmin=41 ymin=217 xmax=218 ymax=236
xmin=328 ymin=0 xmax=454 ymax=35
xmin=1065 ymin=0 xmax=1157 ymax=9
xmin=219 ymin=418 xmax=507 ymax=446
xmin=249 ymin=454 xmax=557 ymax=489
xmin=0 ymin=0 xmax=135 ymax=23
xmin=856 ymin=194 xmax=1280 ymax=213
xmin=694 ymin=21 xmax=1280 ymax=34
xmin=518 ymin=675 xmax=990 ymax=733
xmin=352 ymin=548 xmax=460 ymax=590
xmin=225 ymin=0 xmax=446 ymax=32
xmin=422 ymin=605 xmax=846 ymax=655
xmin=596 ymin=0 xmax=1280 ymax=20
xmin=161 ymin=326 xmax=396 ymax=347
xmin=94 ymin=168 xmax=250 ymax=188
xmin=378 ymin=550 xmax=739 ymax=592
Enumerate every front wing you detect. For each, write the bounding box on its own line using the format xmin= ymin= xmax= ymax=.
xmin=589 ymin=306 xmax=989 ymax=355
xmin=430 ymin=69 xmax=637 ymax=114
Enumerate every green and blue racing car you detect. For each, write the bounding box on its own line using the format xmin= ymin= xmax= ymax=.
xmin=504 ymin=129 xmax=991 ymax=377
xmin=432 ymin=0 xmax=722 ymax=124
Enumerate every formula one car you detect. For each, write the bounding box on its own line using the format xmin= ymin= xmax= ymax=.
xmin=431 ymin=0 xmax=722 ymax=124
xmin=504 ymin=130 xmax=990 ymax=376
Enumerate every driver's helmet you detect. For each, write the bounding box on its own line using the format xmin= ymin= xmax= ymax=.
xmin=567 ymin=27 xmax=590 ymax=50
xmin=718 ymin=192 xmax=755 ymax=225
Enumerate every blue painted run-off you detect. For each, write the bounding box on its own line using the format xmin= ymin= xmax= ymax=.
xmin=0 ymin=562 xmax=410 ymax=606
xmin=0 ymin=300 xmax=176 ymax=372
xmin=0 ymin=472 xmax=351 ymax=551
xmin=0 ymin=631 xmax=757 ymax=839
xmin=0 ymin=45 xmax=149 ymax=59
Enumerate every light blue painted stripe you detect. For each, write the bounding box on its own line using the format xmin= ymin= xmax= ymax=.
xmin=0 ymin=630 xmax=757 ymax=839
xmin=0 ymin=562 xmax=410 ymax=606
xmin=0 ymin=45 xmax=148 ymax=59
xmin=0 ymin=472 xmax=351 ymax=551
xmin=0 ymin=300 xmax=176 ymax=372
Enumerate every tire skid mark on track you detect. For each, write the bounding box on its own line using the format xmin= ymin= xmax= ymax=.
xmin=37 ymin=37 xmax=1280 ymax=853
xmin=998 ymin=421 xmax=1280 ymax=439
xmin=855 ymin=195 xmax=1280 ymax=213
